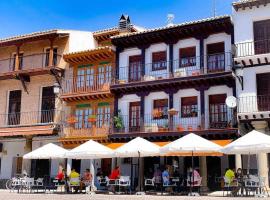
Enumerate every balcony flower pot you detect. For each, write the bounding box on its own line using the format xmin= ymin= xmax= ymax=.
xmin=177 ymin=125 xmax=184 ymax=132
xmin=187 ymin=125 xmax=193 ymax=131
xmin=114 ymin=112 xmax=124 ymax=132
xmin=152 ymin=109 xmax=163 ymax=118
xmin=118 ymin=80 xmax=126 ymax=84
xmin=88 ymin=115 xmax=97 ymax=123
xmin=67 ymin=116 xmax=77 ymax=124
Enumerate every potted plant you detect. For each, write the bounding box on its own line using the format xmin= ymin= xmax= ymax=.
xmin=177 ymin=124 xmax=184 ymax=131
xmin=88 ymin=114 xmax=97 ymax=123
xmin=152 ymin=109 xmax=162 ymax=118
xmin=168 ymin=108 xmax=178 ymax=116
xmin=114 ymin=110 xmax=124 ymax=132
xmin=67 ymin=116 xmax=77 ymax=124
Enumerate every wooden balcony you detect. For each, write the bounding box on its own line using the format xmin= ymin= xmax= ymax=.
xmin=111 ymin=53 xmax=234 ymax=94
xmin=0 ymin=53 xmax=63 ymax=80
xmin=60 ymin=75 xmax=113 ymax=102
xmin=110 ymin=109 xmax=237 ymax=141
xmin=234 ymin=39 xmax=270 ymax=67
xmin=0 ymin=110 xmax=62 ymax=137
xmin=238 ymin=95 xmax=270 ymax=121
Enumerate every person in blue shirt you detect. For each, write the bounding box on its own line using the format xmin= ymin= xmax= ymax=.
xmin=162 ymin=166 xmax=170 ymax=186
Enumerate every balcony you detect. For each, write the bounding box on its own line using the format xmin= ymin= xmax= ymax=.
xmin=110 ymin=109 xmax=237 ymax=140
xmin=61 ymin=72 xmax=113 ymax=101
xmin=62 ymin=114 xmax=111 ymax=139
xmin=0 ymin=110 xmax=62 ymax=137
xmin=238 ymin=95 xmax=270 ymax=121
xmin=111 ymin=52 xmax=233 ymax=92
xmin=234 ymin=39 xmax=270 ymax=66
xmin=0 ymin=53 xmax=62 ymax=79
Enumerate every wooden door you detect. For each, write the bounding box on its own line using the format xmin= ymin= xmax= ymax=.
xmin=254 ymin=19 xmax=270 ymax=54
xmin=8 ymin=90 xmax=22 ymax=125
xmin=129 ymin=102 xmax=141 ymax=132
xmin=129 ymin=55 xmax=142 ymax=82
xmin=207 ymin=42 xmax=225 ymax=73
xmin=209 ymin=94 xmax=227 ymax=128
xmin=41 ymin=86 xmax=55 ymax=123
xmin=257 ymin=73 xmax=270 ymax=111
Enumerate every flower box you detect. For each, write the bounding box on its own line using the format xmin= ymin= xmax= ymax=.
xmin=88 ymin=115 xmax=97 ymax=123
xmin=67 ymin=116 xmax=77 ymax=124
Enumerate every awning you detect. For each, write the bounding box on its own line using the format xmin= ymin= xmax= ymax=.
xmin=106 ymin=139 xmax=232 ymax=157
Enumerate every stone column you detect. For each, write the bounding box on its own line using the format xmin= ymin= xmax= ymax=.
xmin=199 ymin=156 xmax=208 ymax=191
xmin=251 ymin=121 xmax=269 ymax=188
xmin=235 ymin=154 xmax=242 ymax=170
xmin=22 ymin=137 xmax=32 ymax=175
xmin=66 ymin=159 xmax=72 ymax=175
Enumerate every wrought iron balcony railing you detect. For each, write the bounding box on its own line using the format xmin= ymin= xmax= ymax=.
xmin=235 ymin=39 xmax=270 ymax=57
xmin=111 ymin=109 xmax=235 ymax=134
xmin=0 ymin=110 xmax=62 ymax=127
xmin=238 ymin=95 xmax=270 ymax=113
xmin=0 ymin=53 xmax=62 ymax=74
xmin=113 ymin=52 xmax=232 ymax=85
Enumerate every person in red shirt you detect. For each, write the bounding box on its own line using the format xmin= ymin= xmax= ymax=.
xmin=55 ymin=169 xmax=65 ymax=183
xmin=109 ymin=166 xmax=120 ymax=180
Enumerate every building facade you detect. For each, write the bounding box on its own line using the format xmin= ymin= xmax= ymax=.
xmin=233 ymin=0 xmax=270 ymax=187
xmin=0 ymin=30 xmax=94 ymax=183
xmin=110 ymin=16 xmax=238 ymax=190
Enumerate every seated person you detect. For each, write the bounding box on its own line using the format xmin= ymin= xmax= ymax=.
xmin=162 ymin=167 xmax=170 ymax=186
xmin=108 ymin=166 xmax=120 ymax=192
xmin=224 ymin=168 xmax=235 ymax=184
xmin=55 ymin=169 xmax=65 ymax=184
xmin=109 ymin=166 xmax=120 ymax=180
xmin=80 ymin=169 xmax=92 ymax=191
xmin=153 ymin=167 xmax=162 ymax=185
xmin=69 ymin=168 xmax=80 ymax=192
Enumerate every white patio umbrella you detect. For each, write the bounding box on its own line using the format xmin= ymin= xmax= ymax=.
xmin=65 ymin=140 xmax=114 ymax=159
xmin=222 ymin=130 xmax=270 ymax=174
xmin=23 ymin=143 xmax=68 ymax=159
xmin=114 ymin=137 xmax=160 ymax=192
xmin=160 ymin=133 xmax=222 ymax=195
xmin=65 ymin=140 xmax=115 ymax=191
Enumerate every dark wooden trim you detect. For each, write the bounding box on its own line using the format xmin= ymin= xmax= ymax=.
xmin=141 ymin=47 xmax=146 ymax=76
xmin=199 ymin=38 xmax=204 ymax=70
xmin=169 ymin=44 xmax=174 ymax=74
xmin=114 ymin=95 xmax=119 ymax=116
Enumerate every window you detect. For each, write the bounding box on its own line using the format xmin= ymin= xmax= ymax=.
xmin=98 ymin=65 xmax=112 ymax=85
xmin=254 ymin=20 xmax=270 ymax=54
xmin=152 ymin=51 xmax=167 ymax=71
xmin=207 ymin=42 xmax=225 ymax=73
xmin=75 ymin=106 xmax=92 ymax=129
xmin=181 ymin=96 xmax=198 ymax=118
xmin=45 ymin=48 xmax=58 ymax=66
xmin=209 ymin=94 xmax=227 ymax=128
xmin=97 ymin=104 xmax=111 ymax=128
xmin=179 ymin=47 xmax=196 ymax=67
xmin=153 ymin=99 xmax=168 ymax=119
xmin=76 ymin=66 xmax=94 ymax=88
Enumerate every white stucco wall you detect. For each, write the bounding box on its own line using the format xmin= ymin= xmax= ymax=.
xmin=233 ymin=4 xmax=270 ymax=43
xmin=67 ymin=30 xmax=96 ymax=52
xmin=0 ymin=139 xmax=25 ymax=179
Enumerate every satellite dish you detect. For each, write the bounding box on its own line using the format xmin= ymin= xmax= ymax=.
xmin=226 ymin=96 xmax=237 ymax=108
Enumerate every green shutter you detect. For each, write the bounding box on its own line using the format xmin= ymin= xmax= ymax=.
xmin=99 ymin=61 xmax=110 ymax=65
xmin=76 ymin=104 xmax=91 ymax=108
xmin=97 ymin=102 xmax=110 ymax=107
xmin=78 ymin=64 xmax=93 ymax=68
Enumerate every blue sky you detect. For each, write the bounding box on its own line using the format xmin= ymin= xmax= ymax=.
xmin=0 ymin=0 xmax=234 ymax=38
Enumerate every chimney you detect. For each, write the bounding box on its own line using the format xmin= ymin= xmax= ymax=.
xmin=166 ymin=14 xmax=175 ymax=27
xmin=119 ymin=14 xmax=131 ymax=34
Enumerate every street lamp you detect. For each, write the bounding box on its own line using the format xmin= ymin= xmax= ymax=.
xmin=53 ymin=82 xmax=60 ymax=95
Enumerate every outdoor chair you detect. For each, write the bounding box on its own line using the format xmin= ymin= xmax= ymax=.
xmin=21 ymin=177 xmax=35 ymax=193
xmin=187 ymin=176 xmax=202 ymax=195
xmin=53 ymin=179 xmax=66 ymax=193
xmin=244 ymin=175 xmax=260 ymax=196
xmin=68 ymin=177 xmax=80 ymax=193
xmin=118 ymin=176 xmax=131 ymax=193
xmin=223 ymin=176 xmax=238 ymax=196
xmin=144 ymin=177 xmax=155 ymax=191
xmin=34 ymin=178 xmax=44 ymax=192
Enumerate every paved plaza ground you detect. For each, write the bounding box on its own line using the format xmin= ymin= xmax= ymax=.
xmin=1 ymin=190 xmax=270 ymax=200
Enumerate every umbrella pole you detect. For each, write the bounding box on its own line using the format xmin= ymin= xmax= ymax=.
xmin=247 ymin=152 xmax=250 ymax=175
xmin=190 ymin=151 xmax=194 ymax=195
xmin=138 ymin=151 xmax=141 ymax=192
